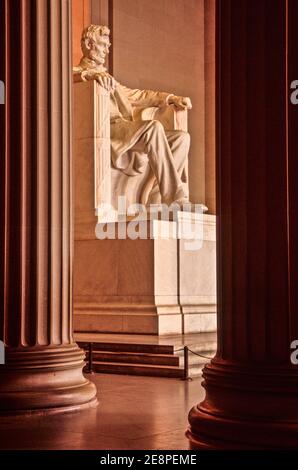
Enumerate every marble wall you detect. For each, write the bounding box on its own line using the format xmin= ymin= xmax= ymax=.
xmin=112 ymin=0 xmax=206 ymax=205
xmin=72 ymin=0 xmax=91 ymax=66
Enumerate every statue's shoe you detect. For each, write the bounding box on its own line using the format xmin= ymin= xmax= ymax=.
xmin=171 ymin=198 xmax=208 ymax=213
xmin=145 ymin=200 xmax=208 ymax=220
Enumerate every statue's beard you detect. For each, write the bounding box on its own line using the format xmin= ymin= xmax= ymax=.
xmin=90 ymin=52 xmax=105 ymax=66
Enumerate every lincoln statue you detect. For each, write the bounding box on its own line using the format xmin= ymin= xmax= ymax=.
xmin=73 ymin=24 xmax=192 ymax=207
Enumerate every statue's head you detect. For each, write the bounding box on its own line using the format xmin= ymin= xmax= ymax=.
xmin=81 ymin=25 xmax=110 ymax=66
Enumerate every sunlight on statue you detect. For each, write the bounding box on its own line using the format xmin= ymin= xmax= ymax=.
xmin=74 ymin=25 xmax=194 ymax=208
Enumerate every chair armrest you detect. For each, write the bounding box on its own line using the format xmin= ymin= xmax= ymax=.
xmin=133 ymin=104 xmax=188 ymax=132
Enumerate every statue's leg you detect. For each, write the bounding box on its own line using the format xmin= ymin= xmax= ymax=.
xmin=165 ymin=130 xmax=190 ymax=199
xmin=148 ymin=129 xmax=190 ymax=203
xmin=165 ymin=130 xmax=190 ymax=180
xmin=137 ymin=120 xmax=187 ymax=204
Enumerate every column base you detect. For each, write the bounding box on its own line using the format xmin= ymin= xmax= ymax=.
xmin=187 ymin=410 xmax=298 ymax=450
xmin=0 ymin=344 xmax=98 ymax=415
xmin=187 ymin=358 xmax=298 ymax=449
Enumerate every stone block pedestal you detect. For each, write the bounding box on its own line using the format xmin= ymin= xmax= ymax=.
xmin=74 ymin=215 xmax=216 ymax=335
xmin=74 ymin=222 xmax=180 ymax=335
xmin=179 ymin=213 xmax=217 ymax=334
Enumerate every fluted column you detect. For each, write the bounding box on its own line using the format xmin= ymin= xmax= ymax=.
xmin=187 ymin=0 xmax=298 ymax=449
xmin=0 ymin=0 xmax=97 ymax=413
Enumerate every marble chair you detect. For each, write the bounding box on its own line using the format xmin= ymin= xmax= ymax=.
xmin=73 ymin=80 xmax=188 ymax=222
xmin=112 ymin=104 xmax=189 ymax=211
xmin=94 ymin=83 xmax=188 ymax=219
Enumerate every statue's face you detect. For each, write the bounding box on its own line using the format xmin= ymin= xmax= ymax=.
xmin=89 ymin=34 xmax=110 ymax=65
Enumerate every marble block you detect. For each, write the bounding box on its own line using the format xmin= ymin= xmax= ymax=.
xmin=73 ymin=214 xmax=217 ymax=335
xmin=178 ymin=212 xmax=217 ymax=334
xmin=74 ymin=221 xmax=183 ymax=335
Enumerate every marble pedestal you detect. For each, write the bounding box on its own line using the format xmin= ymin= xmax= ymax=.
xmin=74 ymin=216 xmax=216 ymax=335
xmin=74 ymin=221 xmax=179 ymax=335
xmin=178 ymin=213 xmax=217 ymax=334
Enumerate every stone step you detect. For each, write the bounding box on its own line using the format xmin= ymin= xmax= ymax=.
xmin=175 ymin=347 xmax=216 ymax=377
xmin=86 ymin=350 xmax=179 ymax=366
xmin=89 ymin=361 xmax=185 ymax=378
xmin=174 ymin=341 xmax=217 ymax=356
xmin=178 ymin=350 xmax=215 ymax=366
xmin=77 ymin=341 xmax=174 ymax=355
xmin=79 ymin=336 xmax=216 ymax=379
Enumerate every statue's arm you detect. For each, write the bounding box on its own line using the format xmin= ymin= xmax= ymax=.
xmin=118 ymin=83 xmax=192 ymax=110
xmin=73 ymin=68 xmax=93 ymax=82
xmin=73 ymin=67 xmax=116 ymax=90
xmin=117 ymin=83 xmax=173 ymax=108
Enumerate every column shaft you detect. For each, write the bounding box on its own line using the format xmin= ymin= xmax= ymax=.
xmin=187 ymin=0 xmax=298 ymax=449
xmin=0 ymin=0 xmax=97 ymax=413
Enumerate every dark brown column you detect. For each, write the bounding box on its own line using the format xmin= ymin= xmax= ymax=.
xmin=0 ymin=0 xmax=97 ymax=413
xmin=187 ymin=0 xmax=298 ymax=449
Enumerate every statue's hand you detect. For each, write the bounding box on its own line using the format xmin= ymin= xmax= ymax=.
xmin=77 ymin=70 xmax=117 ymax=91
xmin=168 ymin=95 xmax=192 ymax=110
xmin=94 ymin=72 xmax=117 ymax=91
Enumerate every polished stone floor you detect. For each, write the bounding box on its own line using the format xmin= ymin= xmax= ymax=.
xmin=0 ymin=373 xmax=205 ymax=450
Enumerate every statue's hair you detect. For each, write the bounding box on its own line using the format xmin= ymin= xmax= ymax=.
xmin=81 ymin=24 xmax=110 ymax=54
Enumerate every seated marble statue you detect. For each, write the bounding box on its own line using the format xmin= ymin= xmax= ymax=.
xmin=74 ymin=24 xmax=192 ymax=207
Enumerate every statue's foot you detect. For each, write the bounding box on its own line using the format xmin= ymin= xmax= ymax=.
xmin=172 ymin=196 xmax=191 ymax=207
xmin=172 ymin=198 xmax=208 ymax=213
